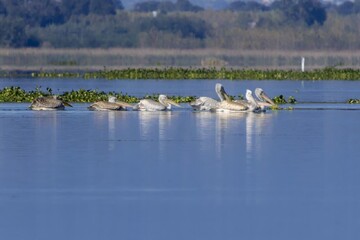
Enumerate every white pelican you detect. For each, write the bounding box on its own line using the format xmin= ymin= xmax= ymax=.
xmin=29 ymin=95 xmax=72 ymax=110
xmin=245 ymin=89 xmax=262 ymax=112
xmin=215 ymin=83 xmax=251 ymax=112
xmin=133 ymin=94 xmax=181 ymax=111
xmin=233 ymin=88 xmax=275 ymax=112
xmin=189 ymin=97 xmax=219 ymax=111
xmin=189 ymin=83 xmax=226 ymax=111
xmin=254 ymin=88 xmax=276 ymax=110
xmin=214 ymin=84 xmax=265 ymax=113
xmin=88 ymin=96 xmax=132 ymax=111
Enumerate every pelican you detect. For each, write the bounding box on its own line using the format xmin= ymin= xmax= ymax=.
xmin=254 ymin=88 xmax=276 ymax=110
xmin=214 ymin=84 xmax=252 ymax=112
xmin=189 ymin=83 xmax=226 ymax=111
xmin=133 ymin=94 xmax=181 ymax=111
xmin=189 ymin=97 xmax=220 ymax=111
xmin=88 ymin=96 xmax=132 ymax=111
xmin=29 ymin=95 xmax=72 ymax=110
xmin=233 ymin=88 xmax=276 ymax=112
xmin=245 ymin=89 xmax=262 ymax=112
xmin=214 ymin=84 xmax=264 ymax=113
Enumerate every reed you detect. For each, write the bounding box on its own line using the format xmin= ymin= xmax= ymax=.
xmin=30 ymin=67 xmax=360 ymax=80
xmin=1 ymin=48 xmax=360 ymax=72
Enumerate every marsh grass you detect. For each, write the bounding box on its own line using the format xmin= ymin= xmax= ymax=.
xmin=1 ymin=48 xmax=360 ymax=72
xmin=32 ymin=67 xmax=360 ymax=80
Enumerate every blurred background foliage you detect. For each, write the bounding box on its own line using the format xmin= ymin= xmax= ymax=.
xmin=0 ymin=0 xmax=359 ymax=50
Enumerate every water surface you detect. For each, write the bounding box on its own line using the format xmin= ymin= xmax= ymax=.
xmin=1 ymin=105 xmax=360 ymax=240
xmin=0 ymin=79 xmax=360 ymax=240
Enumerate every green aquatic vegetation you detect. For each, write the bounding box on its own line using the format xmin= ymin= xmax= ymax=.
xmin=0 ymin=86 xmax=48 ymax=102
xmin=31 ymin=72 xmax=81 ymax=78
xmin=272 ymin=95 xmax=297 ymax=104
xmin=61 ymin=89 xmax=109 ymax=103
xmin=270 ymin=105 xmax=294 ymax=111
xmin=0 ymin=86 xmax=299 ymax=105
xmin=1 ymin=87 xmax=357 ymax=109
xmin=287 ymin=96 xmax=297 ymax=104
xmin=60 ymin=89 xmax=141 ymax=103
xmin=270 ymin=105 xmax=281 ymax=110
xmin=0 ymin=87 xmax=197 ymax=103
xmin=348 ymin=99 xmax=360 ymax=104
xmin=0 ymin=86 xmax=28 ymax=102
xmin=29 ymin=67 xmax=360 ymax=80
xmin=169 ymin=95 xmax=197 ymax=103
xmin=141 ymin=94 xmax=196 ymax=103
xmin=272 ymin=95 xmax=287 ymax=104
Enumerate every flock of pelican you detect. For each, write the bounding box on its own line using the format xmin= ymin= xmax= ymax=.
xmin=29 ymin=83 xmax=276 ymax=112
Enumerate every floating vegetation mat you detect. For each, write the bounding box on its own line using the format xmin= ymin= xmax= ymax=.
xmin=348 ymin=99 xmax=360 ymax=104
xmin=0 ymin=86 xmax=301 ymax=104
xmin=0 ymin=86 xmax=358 ymax=106
xmin=27 ymin=67 xmax=360 ymax=80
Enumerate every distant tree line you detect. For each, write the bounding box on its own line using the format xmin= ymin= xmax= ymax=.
xmin=134 ymin=0 xmax=203 ymax=13
xmin=0 ymin=0 xmax=359 ymax=49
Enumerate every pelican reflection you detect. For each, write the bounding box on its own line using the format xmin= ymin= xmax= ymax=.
xmin=138 ymin=111 xmax=175 ymax=161
xmin=215 ymin=112 xmax=247 ymax=158
xmin=92 ymin=111 xmax=127 ymax=151
xmin=138 ymin=111 xmax=173 ymax=138
xmin=245 ymin=112 xmax=274 ymax=159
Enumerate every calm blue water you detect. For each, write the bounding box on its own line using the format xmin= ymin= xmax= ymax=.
xmin=1 ymin=79 xmax=360 ymax=240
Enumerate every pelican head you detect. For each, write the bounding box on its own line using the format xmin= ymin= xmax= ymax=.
xmin=246 ymin=89 xmax=261 ymax=111
xmin=246 ymin=89 xmax=254 ymax=102
xmin=255 ymin=88 xmax=275 ymax=106
xmin=215 ymin=83 xmax=223 ymax=95
xmin=158 ymin=95 xmax=181 ymax=109
xmin=108 ymin=96 xmax=117 ymax=103
xmin=215 ymin=83 xmax=231 ymax=101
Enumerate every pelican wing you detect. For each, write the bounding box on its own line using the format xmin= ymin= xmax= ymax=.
xmin=135 ymin=99 xmax=166 ymax=111
xmin=234 ymin=99 xmax=248 ymax=105
xmin=35 ymin=97 xmax=63 ymax=108
xmin=115 ymin=100 xmax=133 ymax=108
xmin=30 ymin=96 xmax=65 ymax=110
xmin=88 ymin=101 xmax=124 ymax=111
xmin=190 ymin=97 xmax=219 ymax=111
xmin=218 ymin=101 xmax=248 ymax=112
